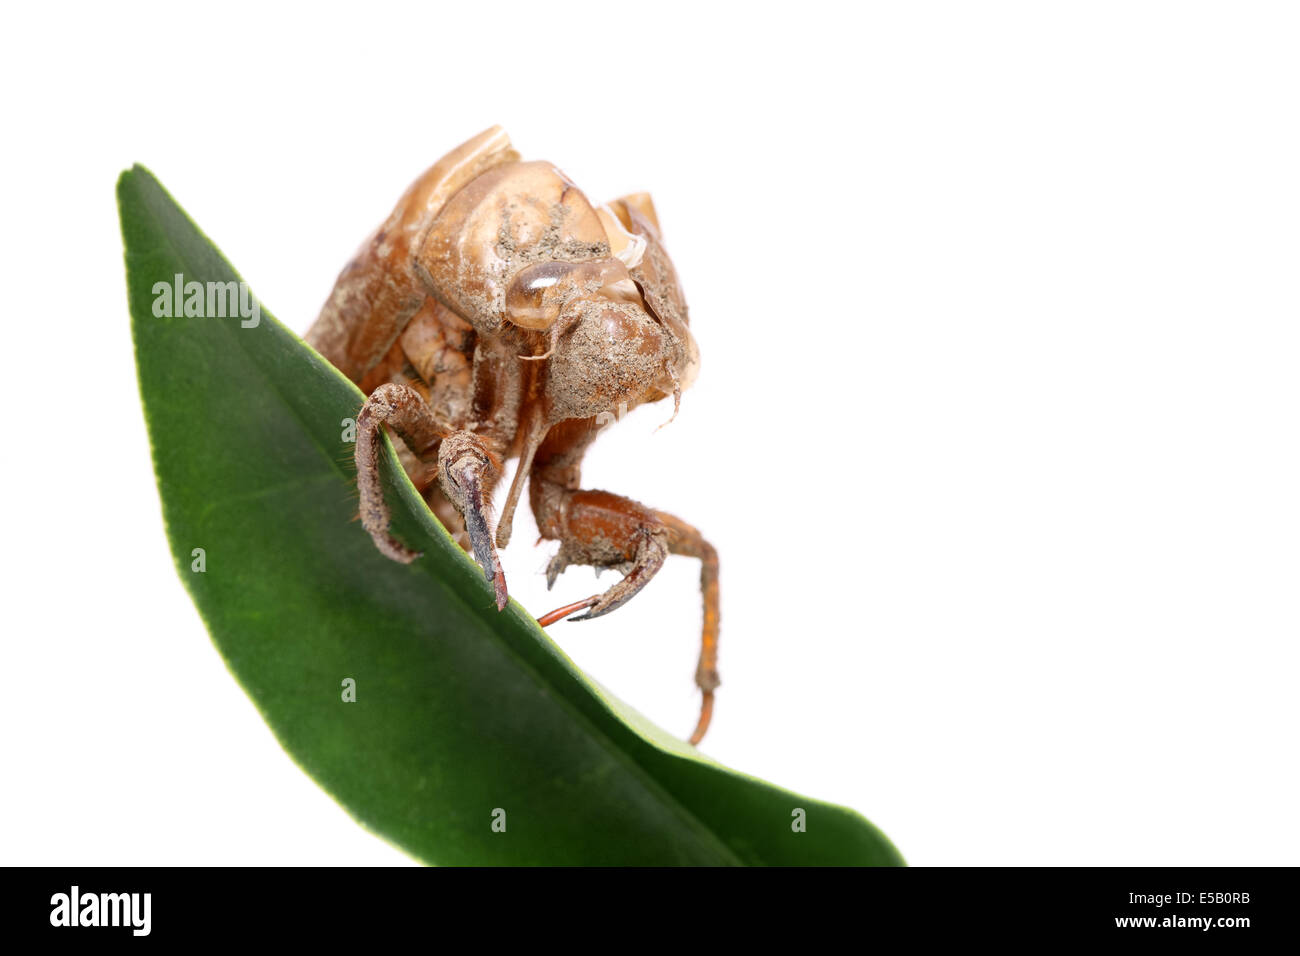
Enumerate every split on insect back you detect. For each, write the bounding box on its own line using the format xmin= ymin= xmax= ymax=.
xmin=306 ymin=127 xmax=719 ymax=744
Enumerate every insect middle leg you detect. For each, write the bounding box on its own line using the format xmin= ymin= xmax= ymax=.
xmin=355 ymin=382 xmax=508 ymax=609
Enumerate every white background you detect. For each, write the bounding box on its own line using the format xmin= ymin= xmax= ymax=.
xmin=2 ymin=1 xmax=1297 ymax=866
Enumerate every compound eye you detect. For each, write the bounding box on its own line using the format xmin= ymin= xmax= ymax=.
xmin=505 ymin=258 xmax=632 ymax=331
xmin=505 ymin=261 xmax=573 ymax=330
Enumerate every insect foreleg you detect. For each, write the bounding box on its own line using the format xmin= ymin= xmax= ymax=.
xmin=532 ymin=482 xmax=721 ymax=744
xmin=436 ymin=431 xmax=507 ymax=611
xmin=651 ymin=510 xmax=720 ymax=744
xmin=355 ymin=384 xmax=509 ymax=611
xmin=355 ymin=383 xmax=450 ymax=563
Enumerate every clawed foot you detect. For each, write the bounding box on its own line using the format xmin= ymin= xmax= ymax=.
xmin=538 ymin=532 xmax=668 ymax=624
xmin=534 ymin=506 xmax=718 ymax=745
xmin=439 ymin=435 xmax=508 ymax=611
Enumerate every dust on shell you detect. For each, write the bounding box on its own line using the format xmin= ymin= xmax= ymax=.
xmin=545 ymin=299 xmax=671 ymax=423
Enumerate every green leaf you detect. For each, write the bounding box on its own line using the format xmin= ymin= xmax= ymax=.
xmin=118 ymin=165 xmax=904 ymax=866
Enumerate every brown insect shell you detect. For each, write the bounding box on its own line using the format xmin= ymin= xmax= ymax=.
xmin=414 ymin=156 xmax=698 ymax=433
xmin=601 ymin=198 xmax=700 ymax=402
xmin=414 ymin=160 xmax=610 ymax=338
xmin=503 ymin=257 xmax=633 ymax=331
xmin=542 ymin=293 xmax=674 ymax=425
